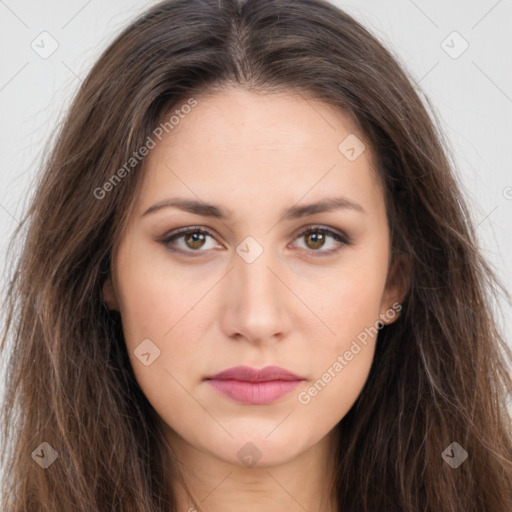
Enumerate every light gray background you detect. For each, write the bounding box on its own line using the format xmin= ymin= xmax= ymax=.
xmin=1 ymin=0 xmax=511 ymax=407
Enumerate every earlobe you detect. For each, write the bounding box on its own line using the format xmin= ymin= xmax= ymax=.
xmin=102 ymin=277 xmax=120 ymax=311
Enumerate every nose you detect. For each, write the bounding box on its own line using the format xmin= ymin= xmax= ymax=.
xmin=219 ymin=246 xmax=292 ymax=345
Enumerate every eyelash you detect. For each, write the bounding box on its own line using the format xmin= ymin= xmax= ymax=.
xmin=158 ymin=225 xmax=352 ymax=257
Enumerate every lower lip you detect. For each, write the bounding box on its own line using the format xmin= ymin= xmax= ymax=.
xmin=206 ymin=379 xmax=302 ymax=405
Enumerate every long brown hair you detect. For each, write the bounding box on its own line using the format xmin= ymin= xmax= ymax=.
xmin=1 ymin=0 xmax=511 ymax=510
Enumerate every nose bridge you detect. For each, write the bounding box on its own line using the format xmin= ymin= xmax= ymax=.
xmin=237 ymin=250 xmax=278 ymax=302
xmin=222 ymin=237 xmax=289 ymax=342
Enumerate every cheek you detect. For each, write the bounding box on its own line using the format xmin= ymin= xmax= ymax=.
xmin=328 ymin=276 xmax=384 ymax=348
xmin=310 ymin=252 xmax=389 ymax=350
xmin=295 ymin=274 xmax=387 ymax=425
xmin=298 ymin=246 xmax=388 ymax=408
xmin=112 ymin=252 xmax=206 ymax=420
xmin=113 ymin=241 xmax=205 ymax=345
xmin=111 ymin=242 xmax=214 ymax=407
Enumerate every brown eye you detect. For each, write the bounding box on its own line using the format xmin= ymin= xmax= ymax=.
xmin=304 ymin=231 xmax=326 ymax=250
xmin=160 ymin=227 xmax=219 ymax=255
xmin=184 ymin=231 xmax=207 ymax=250
xmin=293 ymin=226 xmax=350 ymax=255
xmin=159 ymin=225 xmax=350 ymax=257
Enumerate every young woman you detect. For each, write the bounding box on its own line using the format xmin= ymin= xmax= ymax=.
xmin=1 ymin=0 xmax=511 ymax=510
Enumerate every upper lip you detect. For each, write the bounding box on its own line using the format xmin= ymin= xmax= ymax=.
xmin=205 ymin=365 xmax=304 ymax=382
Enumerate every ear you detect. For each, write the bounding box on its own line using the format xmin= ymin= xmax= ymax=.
xmin=102 ymin=276 xmax=120 ymax=311
xmin=379 ymin=253 xmax=410 ymax=326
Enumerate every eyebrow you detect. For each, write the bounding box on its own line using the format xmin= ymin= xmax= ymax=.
xmin=141 ymin=196 xmax=365 ymax=220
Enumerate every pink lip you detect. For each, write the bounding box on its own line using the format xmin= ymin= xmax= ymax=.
xmin=205 ymin=365 xmax=304 ymax=405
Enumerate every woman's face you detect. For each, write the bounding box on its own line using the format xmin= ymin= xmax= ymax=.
xmin=104 ymin=86 xmax=405 ymax=468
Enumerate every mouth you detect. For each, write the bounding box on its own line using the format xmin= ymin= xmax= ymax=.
xmin=204 ymin=365 xmax=305 ymax=405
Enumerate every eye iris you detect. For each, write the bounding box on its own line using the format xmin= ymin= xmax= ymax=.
xmin=305 ymin=231 xmax=325 ymax=250
xmin=185 ymin=232 xmax=206 ymax=249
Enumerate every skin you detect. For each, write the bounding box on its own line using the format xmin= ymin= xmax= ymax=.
xmin=103 ymin=86 xmax=407 ymax=512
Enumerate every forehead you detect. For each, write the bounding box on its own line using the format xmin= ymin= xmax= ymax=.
xmin=153 ymin=87 xmax=367 ymax=156
xmin=135 ymin=87 xmax=384 ymax=221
